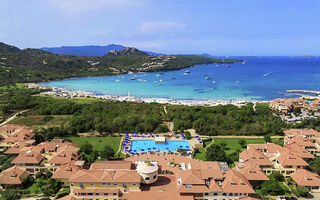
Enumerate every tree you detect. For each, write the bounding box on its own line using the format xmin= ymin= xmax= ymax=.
xmin=1 ymin=189 xmax=22 ymax=200
xmin=264 ymin=134 xmax=272 ymax=143
xmin=155 ymin=124 xmax=169 ymax=133
xmin=271 ymin=172 xmax=284 ymax=182
xmin=100 ymin=145 xmax=115 ymax=160
xmin=309 ymin=157 xmax=320 ymax=175
xmin=184 ymin=131 xmax=191 ymax=140
xmin=206 ymin=144 xmax=228 ymax=163
xmin=238 ymin=138 xmax=246 ymax=148
xmin=80 ymin=141 xmax=93 ymax=154
xmin=297 ymin=186 xmax=309 ymax=197
xmin=261 ymin=179 xmax=284 ymax=195
xmin=177 ymin=148 xmax=187 ymax=155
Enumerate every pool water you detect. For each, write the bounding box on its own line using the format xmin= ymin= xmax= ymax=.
xmin=130 ymin=140 xmax=190 ymax=152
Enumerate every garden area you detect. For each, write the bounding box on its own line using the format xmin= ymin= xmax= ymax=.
xmin=194 ymin=137 xmax=283 ymax=162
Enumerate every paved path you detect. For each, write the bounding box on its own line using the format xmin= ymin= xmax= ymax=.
xmin=0 ymin=110 xmax=28 ymax=127
xmin=116 ymin=136 xmax=124 ymax=154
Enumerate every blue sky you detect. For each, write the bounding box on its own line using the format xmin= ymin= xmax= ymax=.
xmin=0 ymin=0 xmax=320 ymax=56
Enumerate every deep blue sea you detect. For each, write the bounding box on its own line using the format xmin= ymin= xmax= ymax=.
xmin=40 ymin=57 xmax=320 ymax=100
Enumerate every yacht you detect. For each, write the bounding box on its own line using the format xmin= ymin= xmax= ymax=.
xmin=225 ymin=65 xmax=231 ymax=68
xmin=184 ymin=72 xmax=189 ymax=76
xmin=115 ymin=79 xmax=120 ymax=82
xmin=156 ymin=74 xmax=161 ymax=77
xmin=212 ymin=80 xmax=216 ymax=84
xmin=185 ymin=70 xmax=190 ymax=74
xmin=130 ymin=77 xmax=136 ymax=80
xmin=205 ymin=75 xmax=211 ymax=80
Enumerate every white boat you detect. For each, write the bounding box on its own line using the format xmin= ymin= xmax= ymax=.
xmin=130 ymin=77 xmax=135 ymax=80
xmin=156 ymin=74 xmax=161 ymax=77
xmin=159 ymin=79 xmax=163 ymax=82
xmin=115 ymin=79 xmax=120 ymax=82
xmin=184 ymin=72 xmax=189 ymax=76
xmin=212 ymin=80 xmax=216 ymax=84
xmin=128 ymin=71 xmax=134 ymax=74
xmin=236 ymin=81 xmax=240 ymax=84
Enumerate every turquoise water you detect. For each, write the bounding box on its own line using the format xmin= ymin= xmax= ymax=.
xmin=130 ymin=140 xmax=190 ymax=152
xmin=40 ymin=57 xmax=320 ymax=100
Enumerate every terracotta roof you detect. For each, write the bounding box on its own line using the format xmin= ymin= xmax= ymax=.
xmin=176 ymin=170 xmax=204 ymax=185
xmin=52 ymin=162 xmax=81 ymax=179
xmin=177 ymin=184 xmax=210 ymax=193
xmin=4 ymin=141 xmax=35 ymax=154
xmin=235 ymin=164 xmax=269 ymax=181
xmin=285 ymin=143 xmax=315 ymax=159
xmin=0 ymin=166 xmax=30 ymax=185
xmin=56 ymin=194 xmax=85 ymax=200
xmin=240 ymin=149 xmax=273 ymax=167
xmin=209 ymin=179 xmax=223 ymax=192
xmin=285 ymin=129 xmax=320 ymax=137
xmin=69 ymin=169 xmax=141 ymax=183
xmin=277 ymin=151 xmax=308 ymax=166
xmin=247 ymin=143 xmax=283 ymax=154
xmin=291 ymin=169 xmax=320 ymax=187
xmin=198 ymin=161 xmax=224 ymax=180
xmin=221 ymin=169 xmax=255 ymax=194
xmin=89 ymin=161 xmax=132 ymax=170
xmin=239 ymin=197 xmax=261 ymax=200
xmin=11 ymin=149 xmax=43 ymax=164
xmin=286 ymin=136 xmax=316 ymax=148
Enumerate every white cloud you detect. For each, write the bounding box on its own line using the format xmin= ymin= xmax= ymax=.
xmin=45 ymin=0 xmax=143 ymax=13
xmin=137 ymin=21 xmax=187 ymax=36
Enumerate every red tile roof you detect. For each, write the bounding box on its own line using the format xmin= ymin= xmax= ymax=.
xmin=291 ymin=169 xmax=320 ymax=187
xmin=0 ymin=166 xmax=30 ymax=185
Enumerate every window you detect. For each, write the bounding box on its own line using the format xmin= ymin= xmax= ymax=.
xmin=204 ymin=193 xmax=209 ymax=196
xmin=113 ymin=193 xmax=117 ymax=196
xmin=79 ymin=183 xmax=84 ymax=187
xmin=104 ymin=193 xmax=108 ymax=196
xmin=145 ymin=177 xmax=150 ymax=180
xmin=113 ymin=184 xmax=117 ymax=186
xmin=71 ymin=183 xmax=74 ymax=186
xmin=186 ymin=184 xmax=192 ymax=188
xmin=153 ymin=175 xmax=157 ymax=179
xmin=213 ymin=193 xmax=217 ymax=196
xmin=132 ymin=184 xmax=137 ymax=186
xmin=90 ymin=183 xmax=95 ymax=186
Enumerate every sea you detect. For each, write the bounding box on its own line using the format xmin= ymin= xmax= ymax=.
xmin=40 ymin=57 xmax=320 ymax=101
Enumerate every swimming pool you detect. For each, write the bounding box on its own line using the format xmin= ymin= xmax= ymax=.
xmin=130 ymin=140 xmax=190 ymax=152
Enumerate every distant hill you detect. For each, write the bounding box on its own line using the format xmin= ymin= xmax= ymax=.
xmin=0 ymin=42 xmax=21 ymax=54
xmin=107 ymin=47 xmax=149 ymax=56
xmin=40 ymin=45 xmax=163 ymax=56
xmin=40 ymin=44 xmax=126 ymax=56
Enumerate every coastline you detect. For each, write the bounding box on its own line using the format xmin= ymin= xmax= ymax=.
xmin=29 ymin=83 xmax=269 ymax=107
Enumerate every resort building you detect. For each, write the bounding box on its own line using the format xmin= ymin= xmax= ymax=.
xmin=0 ymin=124 xmax=34 ymax=151
xmin=0 ymin=166 xmax=30 ymax=189
xmin=244 ymin=143 xmax=309 ymax=177
xmin=11 ymin=140 xmax=80 ymax=175
xmin=291 ymin=169 xmax=320 ymax=193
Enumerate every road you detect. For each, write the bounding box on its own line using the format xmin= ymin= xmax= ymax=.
xmin=0 ymin=110 xmax=28 ymax=127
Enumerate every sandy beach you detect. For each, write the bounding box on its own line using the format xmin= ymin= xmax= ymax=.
xmin=29 ymin=83 xmax=269 ymax=107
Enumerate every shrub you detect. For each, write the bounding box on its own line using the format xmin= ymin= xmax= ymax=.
xmin=184 ymin=131 xmax=191 ymax=140
xmin=297 ymin=186 xmax=309 ymax=197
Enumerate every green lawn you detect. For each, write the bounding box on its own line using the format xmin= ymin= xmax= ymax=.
xmin=11 ymin=115 xmax=72 ymax=127
xmin=214 ymin=138 xmax=283 ymax=155
xmin=194 ymin=147 xmax=207 ymax=161
xmin=193 ymin=138 xmax=283 ymax=161
xmin=67 ymin=136 xmax=121 ymax=152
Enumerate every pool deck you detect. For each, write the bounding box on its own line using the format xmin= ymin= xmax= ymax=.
xmin=121 ymin=134 xmax=203 ymax=154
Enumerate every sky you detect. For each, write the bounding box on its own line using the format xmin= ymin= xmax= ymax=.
xmin=1 ymin=0 xmax=320 ymax=56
